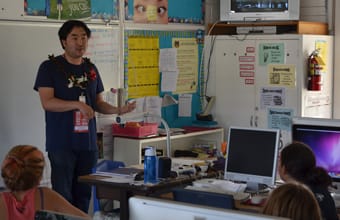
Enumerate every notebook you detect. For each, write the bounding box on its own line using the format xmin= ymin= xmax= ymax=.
xmin=95 ymin=167 xmax=144 ymax=178
xmin=35 ymin=210 xmax=88 ymax=220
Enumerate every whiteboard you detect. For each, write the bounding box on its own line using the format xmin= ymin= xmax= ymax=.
xmin=0 ymin=21 xmax=119 ymax=161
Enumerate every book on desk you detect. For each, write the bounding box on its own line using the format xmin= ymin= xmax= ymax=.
xmin=94 ymin=167 xmax=144 ymax=179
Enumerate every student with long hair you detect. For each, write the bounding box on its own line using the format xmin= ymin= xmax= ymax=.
xmin=278 ymin=142 xmax=338 ymax=220
xmin=0 ymin=145 xmax=90 ymax=220
xmin=262 ymin=182 xmax=322 ymax=220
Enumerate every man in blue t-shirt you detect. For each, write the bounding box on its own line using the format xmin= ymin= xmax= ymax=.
xmin=33 ymin=20 xmax=135 ymax=213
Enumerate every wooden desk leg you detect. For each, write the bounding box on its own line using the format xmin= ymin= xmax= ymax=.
xmin=95 ymin=185 xmax=130 ymax=220
xmin=95 ymin=184 xmax=137 ymax=220
xmin=119 ymin=189 xmax=133 ymax=220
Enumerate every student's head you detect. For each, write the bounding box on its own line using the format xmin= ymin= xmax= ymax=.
xmin=278 ymin=142 xmax=332 ymax=187
xmin=58 ymin=20 xmax=91 ymax=49
xmin=133 ymin=0 xmax=168 ymax=24
xmin=262 ymin=182 xmax=322 ymax=220
xmin=1 ymin=145 xmax=45 ymax=191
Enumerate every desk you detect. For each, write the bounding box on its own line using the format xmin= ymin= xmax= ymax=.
xmin=79 ymin=173 xmax=217 ymax=220
xmin=82 ymin=175 xmax=340 ymax=220
xmin=234 ymin=200 xmax=263 ymax=213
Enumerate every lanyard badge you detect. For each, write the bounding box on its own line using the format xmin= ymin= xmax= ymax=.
xmin=74 ymin=94 xmax=89 ymax=133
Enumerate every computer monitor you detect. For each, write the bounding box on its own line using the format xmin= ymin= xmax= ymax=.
xmin=129 ymin=196 xmax=288 ymax=220
xmin=224 ymin=126 xmax=280 ymax=192
xmin=292 ymin=117 xmax=340 ymax=191
xmin=220 ymin=0 xmax=299 ymax=22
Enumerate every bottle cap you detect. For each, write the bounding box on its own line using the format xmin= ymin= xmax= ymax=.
xmin=145 ymin=147 xmax=155 ymax=156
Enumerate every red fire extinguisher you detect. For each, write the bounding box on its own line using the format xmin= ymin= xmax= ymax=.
xmin=307 ymin=49 xmax=323 ymax=91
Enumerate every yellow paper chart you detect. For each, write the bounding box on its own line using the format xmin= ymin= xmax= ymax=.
xmin=127 ymin=36 xmax=160 ymax=98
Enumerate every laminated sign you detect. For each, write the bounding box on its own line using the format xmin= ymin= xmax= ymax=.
xmin=47 ymin=0 xmax=91 ymax=20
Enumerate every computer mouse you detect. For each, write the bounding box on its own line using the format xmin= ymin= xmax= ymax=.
xmin=250 ymin=195 xmax=266 ymax=205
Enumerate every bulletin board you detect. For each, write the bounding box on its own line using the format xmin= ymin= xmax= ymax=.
xmin=124 ymin=29 xmax=205 ymax=128
xmin=22 ymin=0 xmax=204 ymax=24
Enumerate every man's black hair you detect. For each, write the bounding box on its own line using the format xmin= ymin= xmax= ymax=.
xmin=58 ymin=20 xmax=91 ymax=49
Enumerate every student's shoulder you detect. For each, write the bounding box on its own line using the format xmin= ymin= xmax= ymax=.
xmin=0 ymin=191 xmax=4 ymax=204
xmin=39 ymin=187 xmax=68 ymax=200
xmin=0 ymin=192 xmax=7 ymax=219
xmin=39 ymin=186 xmax=57 ymax=195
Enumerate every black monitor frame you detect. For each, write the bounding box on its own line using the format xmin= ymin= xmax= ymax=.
xmin=224 ymin=126 xmax=280 ymax=192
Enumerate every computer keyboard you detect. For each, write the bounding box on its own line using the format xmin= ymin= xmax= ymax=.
xmin=187 ymin=179 xmax=250 ymax=201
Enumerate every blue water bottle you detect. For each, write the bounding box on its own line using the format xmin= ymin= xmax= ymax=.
xmin=144 ymin=147 xmax=157 ymax=184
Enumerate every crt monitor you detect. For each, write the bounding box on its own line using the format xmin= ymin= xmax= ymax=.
xmin=292 ymin=117 xmax=340 ymax=191
xmin=224 ymin=126 xmax=280 ymax=192
xmin=220 ymin=0 xmax=300 ymax=22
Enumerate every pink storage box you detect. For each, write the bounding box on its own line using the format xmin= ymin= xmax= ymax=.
xmin=112 ymin=122 xmax=158 ymax=138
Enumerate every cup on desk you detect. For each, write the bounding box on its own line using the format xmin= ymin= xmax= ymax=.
xmin=158 ymin=157 xmax=172 ymax=178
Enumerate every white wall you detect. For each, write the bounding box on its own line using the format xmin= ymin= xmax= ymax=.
xmin=0 ymin=22 xmax=62 ymax=159
xmin=0 ymin=21 xmax=119 ymax=160
xmin=300 ymin=0 xmax=328 ymax=23
xmin=0 ymin=22 xmax=61 ymax=187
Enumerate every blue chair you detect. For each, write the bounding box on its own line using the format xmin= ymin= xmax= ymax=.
xmin=92 ymin=160 xmax=125 ymax=212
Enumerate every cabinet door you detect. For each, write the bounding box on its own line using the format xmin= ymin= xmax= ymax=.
xmin=254 ymin=38 xmax=300 ymax=128
xmin=213 ymin=37 xmax=257 ymax=129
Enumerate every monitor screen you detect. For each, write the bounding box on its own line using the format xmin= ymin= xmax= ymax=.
xmin=224 ymin=127 xmax=280 ymax=192
xmin=220 ymin=0 xmax=300 ymax=22
xmin=292 ymin=117 xmax=340 ymax=183
xmin=231 ymin=0 xmax=288 ymax=13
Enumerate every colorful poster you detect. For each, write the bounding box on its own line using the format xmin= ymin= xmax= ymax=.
xmin=133 ymin=0 xmax=168 ymax=24
xmin=260 ymin=87 xmax=286 ymax=110
xmin=25 ymin=0 xmax=46 ymax=16
xmin=47 ymin=0 xmax=91 ymax=20
xmin=259 ymin=43 xmax=285 ymax=66
xmin=91 ymin=0 xmax=119 ymax=20
xmin=268 ymin=108 xmax=293 ymax=131
xmin=25 ymin=0 xmax=203 ymax=23
xmin=126 ymin=0 xmax=204 ymax=24
xmin=168 ymin=0 xmax=204 ymax=24
xmin=315 ymin=40 xmax=328 ymax=71
xmin=268 ymin=64 xmax=296 ymax=87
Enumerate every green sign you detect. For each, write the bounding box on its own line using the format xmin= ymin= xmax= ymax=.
xmin=47 ymin=0 xmax=91 ymax=20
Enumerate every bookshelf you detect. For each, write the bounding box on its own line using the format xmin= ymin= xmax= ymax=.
xmin=113 ymin=128 xmax=224 ymax=166
xmin=208 ymin=21 xmax=328 ymax=35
